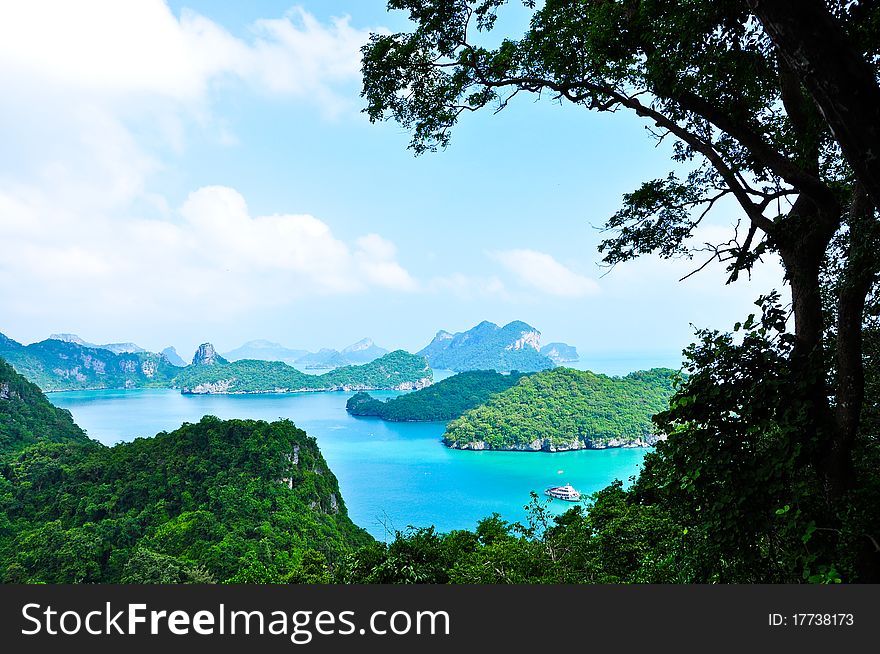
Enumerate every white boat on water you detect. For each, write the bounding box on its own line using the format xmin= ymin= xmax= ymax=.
xmin=544 ymin=483 xmax=581 ymax=501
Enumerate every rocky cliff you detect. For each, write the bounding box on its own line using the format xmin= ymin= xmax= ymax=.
xmin=191 ymin=343 xmax=228 ymax=366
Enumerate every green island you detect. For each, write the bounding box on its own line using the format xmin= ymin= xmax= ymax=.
xmin=0 ymin=361 xmax=371 ymax=583
xmin=174 ymin=350 xmax=432 ymax=394
xmin=418 ymin=321 xmax=555 ymax=372
xmin=443 ymin=368 xmax=678 ymax=451
xmin=346 ymin=370 xmax=528 ymax=421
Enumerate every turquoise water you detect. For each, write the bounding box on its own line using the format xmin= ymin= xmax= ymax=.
xmin=48 ymin=388 xmax=647 ymax=540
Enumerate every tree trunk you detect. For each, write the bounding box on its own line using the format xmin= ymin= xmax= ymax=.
xmin=748 ymin=0 xmax=880 ymax=212
xmin=832 ymin=186 xmax=876 ymax=497
xmin=776 ymin=195 xmax=842 ymax=500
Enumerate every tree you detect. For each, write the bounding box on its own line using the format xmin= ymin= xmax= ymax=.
xmin=747 ymin=1 xmax=880 ymax=212
xmin=362 ymin=0 xmax=879 ymax=578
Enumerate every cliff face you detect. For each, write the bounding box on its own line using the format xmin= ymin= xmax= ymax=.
xmin=0 ymin=333 xmax=181 ymax=392
xmin=191 ymin=343 xmax=228 ymax=366
xmin=385 ymin=376 xmax=432 ymax=392
xmin=1 ymin=415 xmax=373 ymax=583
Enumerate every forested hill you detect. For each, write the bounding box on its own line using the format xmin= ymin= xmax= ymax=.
xmin=0 ymin=416 xmax=374 ymax=583
xmin=443 ymin=368 xmax=679 ymax=451
xmin=0 ymin=333 xmax=181 ymax=391
xmin=174 ymin=350 xmax=432 ymax=394
xmin=346 ymin=370 xmax=528 ymax=421
xmin=417 ymin=321 xmax=556 ymax=372
xmin=0 ymin=357 xmax=89 ymax=457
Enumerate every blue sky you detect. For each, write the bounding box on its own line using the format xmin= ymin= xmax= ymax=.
xmin=0 ymin=1 xmax=785 ymax=366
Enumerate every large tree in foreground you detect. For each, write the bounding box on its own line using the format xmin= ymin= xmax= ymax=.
xmin=362 ymin=0 xmax=880 ymax=580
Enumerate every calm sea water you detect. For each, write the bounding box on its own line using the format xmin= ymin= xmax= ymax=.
xmin=48 ymin=387 xmax=647 ymax=540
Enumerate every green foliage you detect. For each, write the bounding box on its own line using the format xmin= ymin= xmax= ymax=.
xmin=0 ymin=416 xmax=373 ymax=583
xmin=360 ymin=0 xmax=880 ymax=582
xmin=338 ymin=485 xmax=688 ymax=584
xmin=443 ymin=367 xmax=678 ymax=450
xmin=346 ymin=370 xmax=528 ymax=421
xmin=0 ymin=357 xmax=89 ymax=458
xmin=633 ymin=294 xmax=880 ymax=582
xmin=119 ymin=548 xmax=217 ymax=584
xmin=174 ymin=350 xmax=431 ymax=394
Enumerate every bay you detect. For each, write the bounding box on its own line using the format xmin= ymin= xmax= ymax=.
xmin=48 ymin=388 xmax=647 ymax=540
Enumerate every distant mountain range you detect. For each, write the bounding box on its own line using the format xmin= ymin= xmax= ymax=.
xmin=1 ymin=320 xmax=578 ymax=389
xmin=221 ymin=340 xmax=308 ymax=365
xmin=222 ymin=338 xmax=388 ymax=369
xmin=417 ymin=320 xmax=561 ymax=372
xmin=0 ymin=333 xmax=425 ymax=394
xmin=49 ymin=333 xmax=147 ymax=354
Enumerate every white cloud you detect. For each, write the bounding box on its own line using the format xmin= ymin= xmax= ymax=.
xmin=0 ymin=185 xmax=417 ymax=324
xmin=247 ymin=9 xmax=374 ymax=114
xmin=0 ymin=3 xmax=406 ymax=332
xmin=0 ymin=2 xmax=373 ymax=111
xmin=427 ymin=273 xmax=509 ymax=299
xmin=491 ymin=249 xmax=600 ymax=297
xmin=354 ymin=234 xmax=419 ymax=291
xmin=0 ymin=2 xmax=378 ymax=216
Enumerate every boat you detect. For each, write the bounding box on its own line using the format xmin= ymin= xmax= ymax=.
xmin=544 ymin=483 xmax=581 ymax=501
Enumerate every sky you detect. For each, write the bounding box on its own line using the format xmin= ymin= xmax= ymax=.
xmin=0 ymin=0 xmax=786 ymax=367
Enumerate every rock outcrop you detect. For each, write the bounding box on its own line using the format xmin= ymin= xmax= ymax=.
xmin=191 ymin=343 xmax=228 ymax=366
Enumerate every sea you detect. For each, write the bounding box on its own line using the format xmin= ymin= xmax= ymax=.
xmin=47 ymin=366 xmax=657 ymax=541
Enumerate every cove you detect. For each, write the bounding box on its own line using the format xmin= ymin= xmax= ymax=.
xmin=49 ymin=388 xmax=647 ymax=540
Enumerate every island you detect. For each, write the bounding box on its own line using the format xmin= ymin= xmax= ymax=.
xmin=417 ymin=320 xmax=556 ymax=372
xmin=173 ymin=349 xmax=432 ymax=394
xmin=0 ymin=356 xmax=371 ymax=583
xmin=443 ymin=367 xmax=678 ymax=451
xmin=346 ymin=369 xmax=528 ymax=421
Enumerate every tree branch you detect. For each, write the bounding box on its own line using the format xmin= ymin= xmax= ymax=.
xmin=471 ymin=71 xmax=777 ymax=234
